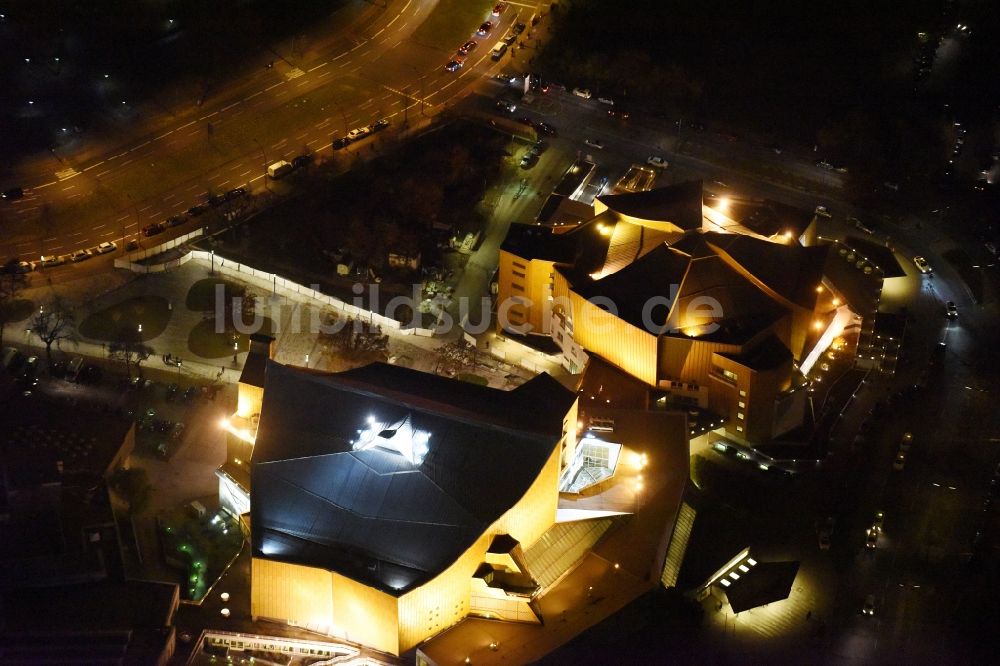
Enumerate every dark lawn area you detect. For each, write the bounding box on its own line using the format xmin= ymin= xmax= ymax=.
xmin=205 ymin=120 xmax=508 ymax=319
xmin=78 ymin=295 xmax=172 ymax=342
xmin=942 ymin=247 xmax=984 ymax=303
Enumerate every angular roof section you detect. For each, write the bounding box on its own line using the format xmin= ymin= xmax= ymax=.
xmin=717 ymin=334 xmax=793 ymax=372
xmin=500 ymin=224 xmax=578 ymax=263
xmin=707 ymin=232 xmax=828 ymax=309
xmin=596 ymin=180 xmax=703 ymax=231
xmin=251 ymin=362 xmax=574 ymax=596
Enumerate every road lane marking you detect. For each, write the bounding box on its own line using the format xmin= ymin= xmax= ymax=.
xmin=134 ymin=140 xmax=151 ymax=150
xmin=307 ymin=62 xmax=328 ymax=72
xmin=138 ymin=205 xmax=152 ymax=212
xmin=83 ymin=160 xmax=106 ymax=171
xmin=155 ymin=130 xmax=175 ymax=140
xmin=117 ymin=215 xmax=130 ymax=221
xmin=387 ymin=14 xmax=400 ymax=26
xmin=120 ymin=159 xmax=133 ymax=167
xmin=239 ymin=170 xmax=251 ymax=177
xmin=372 ymin=28 xmax=385 ymax=38
xmin=93 ymin=224 xmax=106 ymax=230
xmin=350 ymin=41 xmax=366 ymax=52
xmin=198 ymin=112 xmax=219 ymax=121
xmin=246 ymin=91 xmax=262 ymax=100
xmin=265 ymin=82 xmax=284 ymax=91
xmin=220 ymin=102 xmax=240 ymax=112
xmin=332 ymin=52 xmax=347 ymax=61
xmin=177 ymin=120 xmax=197 ymax=130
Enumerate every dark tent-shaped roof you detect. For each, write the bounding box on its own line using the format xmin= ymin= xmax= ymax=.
xmin=724 ymin=560 xmax=800 ymax=613
xmin=251 ymin=362 xmax=574 ymax=596
xmin=597 ymin=180 xmax=704 ymax=230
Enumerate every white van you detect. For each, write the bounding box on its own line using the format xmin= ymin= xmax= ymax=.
xmin=267 ymin=160 xmax=293 ymax=179
xmin=491 ymin=41 xmax=507 ymax=60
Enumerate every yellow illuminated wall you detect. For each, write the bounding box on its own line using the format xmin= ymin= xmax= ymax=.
xmin=237 ymin=382 xmax=264 ymax=418
xmin=497 ymin=250 xmax=556 ymax=335
xmin=251 ymin=436 xmax=565 ymax=656
xmin=570 ymin=291 xmax=659 ymax=386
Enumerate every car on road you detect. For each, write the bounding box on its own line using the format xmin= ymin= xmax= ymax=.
xmin=38 ymin=255 xmax=65 ymax=268
xmin=2 ymin=187 xmax=24 ymax=200
xmin=597 ymin=96 xmax=615 ymax=105
xmin=458 ymin=40 xmax=478 ymax=55
xmin=893 ymin=452 xmax=907 ymax=471
xmin=872 ymin=511 xmax=885 ymax=532
xmin=583 ymin=138 xmax=604 ymax=150
xmin=166 ymin=214 xmax=186 ymax=227
xmin=266 ymin=160 xmax=293 ymax=179
xmin=93 ymin=241 xmax=117 ymax=255
xmin=862 ymin=594 xmax=876 ymax=616
xmin=913 ymin=256 xmax=932 ymax=274
xmin=477 ymin=21 xmax=493 ymax=36
xmin=370 ymin=118 xmax=390 ymax=132
xmin=647 ymin=156 xmax=668 ymax=169
xmin=445 ymin=58 xmax=465 ymax=72
xmin=572 ymin=87 xmax=592 ymax=99
xmin=535 ymin=122 xmax=557 ymax=136
xmin=900 ymin=432 xmax=913 ymax=452
xmin=332 ymin=136 xmax=350 ymax=150
xmin=945 ymin=301 xmax=958 ymax=319
xmin=865 ymin=528 xmax=879 ymax=550
xmin=815 ymin=160 xmax=834 ymax=170
xmin=187 ymin=203 xmax=209 ymax=216
xmin=607 ymin=108 xmax=630 ymax=120
xmin=492 ymin=2 xmax=506 ymax=16
xmin=142 ymin=222 xmax=166 ymax=237
xmin=513 ymin=22 xmax=526 ymax=35
xmin=496 ymin=99 xmax=517 ymax=113
xmin=70 ymin=249 xmax=92 ymax=262
xmin=814 ymin=205 xmax=832 ymax=218
xmin=520 ymin=153 xmax=538 ymax=169
xmin=15 ymin=261 xmax=33 ymax=273
xmin=347 ymin=126 xmax=371 ymax=141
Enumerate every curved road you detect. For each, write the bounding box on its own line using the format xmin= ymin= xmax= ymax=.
xmin=0 ymin=0 xmax=538 ymax=272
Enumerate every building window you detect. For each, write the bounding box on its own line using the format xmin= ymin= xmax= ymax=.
xmin=723 ymin=369 xmax=738 ymax=381
xmin=738 ymin=401 xmax=745 ymax=409
xmin=513 ymin=270 xmax=526 ymax=279
xmin=511 ymin=283 xmax=525 ymax=292
xmin=737 ymin=412 xmax=745 ymax=420
xmin=736 ymin=425 xmax=744 ymax=432
xmin=514 ymin=261 xmax=526 ymax=270
xmin=739 ymin=390 xmax=747 ymax=397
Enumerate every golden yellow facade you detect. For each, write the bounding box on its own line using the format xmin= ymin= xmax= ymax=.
xmin=570 ymin=291 xmax=659 ymax=386
xmin=251 ymin=440 xmax=564 ymax=656
xmin=497 ymin=249 xmax=555 ymax=335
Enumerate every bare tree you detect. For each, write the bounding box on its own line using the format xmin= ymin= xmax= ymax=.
xmin=0 ymin=259 xmax=28 ymax=348
xmin=30 ymin=297 xmax=75 ymax=365
xmin=108 ymin=327 xmax=154 ymax=379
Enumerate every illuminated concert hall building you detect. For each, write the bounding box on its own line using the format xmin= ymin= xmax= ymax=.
xmin=217 ymin=338 xmax=579 ymax=656
xmin=496 ymin=181 xmax=860 ymax=444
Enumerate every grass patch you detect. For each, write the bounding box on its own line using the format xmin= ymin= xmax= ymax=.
xmin=159 ymin=507 xmax=243 ymax=601
xmin=0 ymin=298 xmax=36 ymax=325
xmin=457 ymin=372 xmax=489 ymax=386
xmin=412 ymin=0 xmax=492 ymax=50
xmin=187 ymin=317 xmax=275 ymax=359
xmin=78 ymin=296 xmax=171 ymax=341
xmin=185 ymin=277 xmax=258 ymax=311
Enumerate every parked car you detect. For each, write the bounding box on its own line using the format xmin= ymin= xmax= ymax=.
xmin=291 ymin=154 xmax=313 ymax=169
xmin=597 ymin=96 xmax=615 ymax=105
xmin=142 ymin=222 xmax=166 ymax=237
xmin=496 ymin=99 xmax=517 ymax=113
xmin=166 ymin=214 xmax=186 ymax=227
xmin=2 ymin=187 xmax=24 ymax=200
xmin=513 ymin=22 xmax=526 ymax=35
xmin=38 ymin=255 xmax=65 ymax=268
xmin=370 ymin=118 xmax=390 ymax=132
xmin=607 ymin=108 xmax=630 ymax=120
xmin=531 ymin=141 xmax=547 ymax=155
xmin=535 ymin=122 xmax=557 ymax=136
xmin=647 ymin=156 xmax=668 ymax=168
xmin=945 ymin=301 xmax=958 ymax=319
xmin=913 ymin=256 xmax=932 ymax=274
xmin=70 ymin=249 xmax=92 ymax=262
xmin=520 ymin=153 xmax=538 ymax=169
xmin=818 ymin=527 xmax=832 ymax=550
xmin=572 ymin=87 xmax=592 ymax=99
xmin=187 ymin=203 xmax=210 ymax=216
xmin=95 ymin=241 xmax=118 ymax=254
xmin=332 ymin=136 xmax=350 ymax=150
xmin=15 ymin=261 xmax=33 ymax=273
xmin=583 ymin=138 xmax=604 ymax=150
xmin=814 ymin=205 xmax=832 ymax=218
xmin=458 ymin=40 xmax=478 ymax=55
